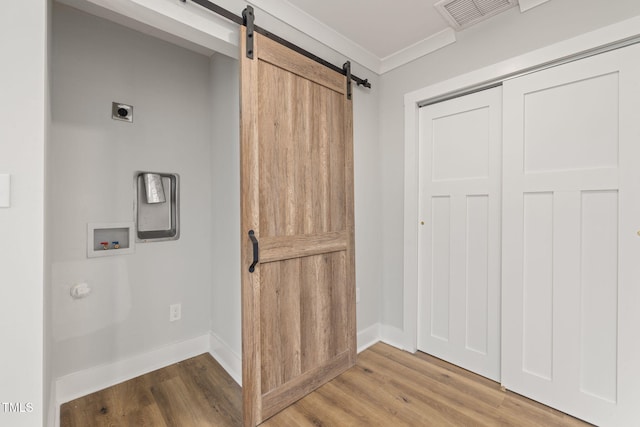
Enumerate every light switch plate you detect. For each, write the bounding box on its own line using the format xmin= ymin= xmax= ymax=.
xmin=0 ymin=174 xmax=10 ymax=208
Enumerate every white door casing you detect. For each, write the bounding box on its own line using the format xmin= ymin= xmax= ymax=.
xmin=417 ymin=87 xmax=502 ymax=382
xmin=501 ymin=43 xmax=640 ymax=426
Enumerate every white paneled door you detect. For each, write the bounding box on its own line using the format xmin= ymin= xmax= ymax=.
xmin=502 ymin=44 xmax=640 ymax=425
xmin=418 ymin=87 xmax=502 ymax=381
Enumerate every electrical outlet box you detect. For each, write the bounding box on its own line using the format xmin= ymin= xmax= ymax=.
xmin=169 ymin=303 xmax=181 ymax=322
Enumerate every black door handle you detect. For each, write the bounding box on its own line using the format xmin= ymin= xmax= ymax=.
xmin=248 ymin=230 xmax=259 ymax=273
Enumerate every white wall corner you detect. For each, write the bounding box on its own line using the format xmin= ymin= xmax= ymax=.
xmin=380 ymin=324 xmax=409 ymax=352
xmin=48 ymin=381 xmax=58 ymax=427
xmin=519 ymin=0 xmax=551 ymax=13
xmin=209 ymin=331 xmax=243 ymax=386
xmin=402 ymin=97 xmax=421 ymax=354
xmin=357 ymin=323 xmax=381 ymax=353
xmin=55 ymin=334 xmax=210 ymax=407
xmin=380 ymin=28 xmax=457 ymax=74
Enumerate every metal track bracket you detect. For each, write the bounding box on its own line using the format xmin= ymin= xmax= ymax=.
xmin=186 ymin=0 xmax=372 ymax=88
xmin=242 ymin=6 xmax=255 ymax=59
xmin=343 ymin=61 xmax=352 ymax=100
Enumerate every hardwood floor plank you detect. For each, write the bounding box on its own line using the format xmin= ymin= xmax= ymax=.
xmin=264 ymin=387 xmax=358 ymax=427
xmin=348 ymin=357 xmax=484 ymax=426
xmin=61 ymin=344 xmax=591 ymax=427
xmin=314 ymin=380 xmax=393 ymax=426
xmin=370 ymin=343 xmax=507 ymax=407
xmin=360 ymin=348 xmax=507 ymax=425
xmin=60 ymin=376 xmax=167 ymax=427
xmin=369 ymin=343 xmax=592 ymax=427
xmin=260 ymin=405 xmax=311 ymax=427
xmin=337 ymin=372 xmax=459 ymax=426
xmin=497 ymin=395 xmax=590 ymax=427
xmin=149 ymin=376 xmax=204 ymax=426
xmin=178 ymin=356 xmax=243 ymax=426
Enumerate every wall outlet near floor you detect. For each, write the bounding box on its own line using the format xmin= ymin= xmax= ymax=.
xmin=169 ymin=303 xmax=181 ymax=322
xmin=356 ymin=288 xmax=360 ymax=304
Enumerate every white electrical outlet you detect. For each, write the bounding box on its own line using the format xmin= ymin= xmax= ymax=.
xmin=356 ymin=288 xmax=360 ymax=304
xmin=169 ymin=303 xmax=181 ymax=322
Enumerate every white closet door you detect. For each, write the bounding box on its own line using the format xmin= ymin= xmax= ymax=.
xmin=418 ymin=87 xmax=502 ymax=381
xmin=502 ymin=44 xmax=640 ymax=426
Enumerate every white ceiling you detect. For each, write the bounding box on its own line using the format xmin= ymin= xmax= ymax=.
xmin=284 ymin=0 xmax=452 ymax=59
xmin=249 ymin=0 xmax=551 ymax=73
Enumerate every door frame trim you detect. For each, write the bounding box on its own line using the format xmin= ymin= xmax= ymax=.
xmin=401 ymin=15 xmax=640 ymax=353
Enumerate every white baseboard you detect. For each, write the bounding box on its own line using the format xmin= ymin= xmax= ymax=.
xmin=380 ymin=324 xmax=409 ymax=352
xmin=209 ymin=332 xmax=242 ymax=386
xmin=357 ymin=323 xmax=409 ymax=354
xmin=357 ymin=323 xmax=381 ymax=353
xmin=55 ymin=333 xmax=210 ymax=406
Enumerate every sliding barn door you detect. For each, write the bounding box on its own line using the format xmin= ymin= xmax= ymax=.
xmin=502 ymin=44 xmax=640 ymax=426
xmin=417 ymin=88 xmax=502 ymax=381
xmin=239 ymin=27 xmax=356 ymax=427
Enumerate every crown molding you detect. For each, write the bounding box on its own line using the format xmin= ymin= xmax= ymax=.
xmin=380 ymin=28 xmax=456 ymax=74
xmin=519 ymin=0 xmax=551 ymax=13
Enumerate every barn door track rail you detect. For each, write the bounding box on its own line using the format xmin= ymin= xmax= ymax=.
xmin=180 ymin=0 xmax=372 ymax=93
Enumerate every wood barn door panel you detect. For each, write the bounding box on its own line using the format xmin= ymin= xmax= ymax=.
xmin=240 ymin=26 xmax=356 ymax=427
xmin=258 ymin=61 xmax=346 ymax=237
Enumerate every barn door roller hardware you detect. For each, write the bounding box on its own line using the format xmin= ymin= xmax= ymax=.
xmin=242 ymin=6 xmax=254 ymax=59
xmin=181 ymin=0 xmax=372 ymax=91
xmin=343 ymin=61 xmax=352 ymax=100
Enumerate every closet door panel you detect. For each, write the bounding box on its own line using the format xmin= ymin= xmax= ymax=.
xmin=521 ymin=192 xmax=554 ymax=381
xmin=418 ymin=87 xmax=502 ymax=382
xmin=502 ymin=43 xmax=640 ymax=426
xmin=579 ymin=190 xmax=618 ymax=402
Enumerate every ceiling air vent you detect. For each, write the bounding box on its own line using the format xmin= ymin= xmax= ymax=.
xmin=435 ymin=0 xmax=518 ymax=30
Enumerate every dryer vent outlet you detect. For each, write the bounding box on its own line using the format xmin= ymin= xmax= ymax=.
xmin=112 ymin=102 xmax=133 ymax=122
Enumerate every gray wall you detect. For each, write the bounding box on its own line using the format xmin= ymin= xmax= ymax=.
xmin=209 ymin=52 xmax=241 ymax=358
xmin=50 ymin=4 xmax=214 ymax=377
xmin=0 ymin=1 xmax=47 ymax=426
xmin=378 ymin=0 xmax=640 ymax=330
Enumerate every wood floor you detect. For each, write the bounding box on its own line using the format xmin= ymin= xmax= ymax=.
xmin=60 ymin=343 xmax=591 ymax=426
